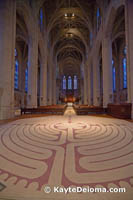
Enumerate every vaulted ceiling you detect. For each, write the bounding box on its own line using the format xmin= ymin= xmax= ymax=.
xmin=16 ymin=0 xmax=125 ymax=77
xmin=41 ymin=0 xmax=97 ymax=76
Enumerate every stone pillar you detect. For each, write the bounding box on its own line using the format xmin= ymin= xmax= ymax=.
xmin=87 ymin=63 xmax=92 ymax=105
xmin=56 ymin=84 xmax=59 ymax=104
xmin=40 ymin=57 xmax=47 ymax=106
xmin=102 ymin=37 xmax=113 ymax=107
xmin=27 ymin=30 xmax=38 ymax=108
xmin=21 ymin=62 xmax=26 ymax=108
xmin=83 ymin=67 xmax=88 ymax=104
xmin=125 ymin=0 xmax=133 ymax=118
xmin=52 ymin=65 xmax=57 ymax=104
xmin=0 ymin=0 xmax=16 ymax=119
xmin=80 ymin=79 xmax=84 ymax=104
xmin=47 ymin=61 xmax=53 ymax=105
xmin=93 ymin=56 xmax=100 ymax=106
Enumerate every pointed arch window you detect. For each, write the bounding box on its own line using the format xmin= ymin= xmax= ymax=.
xmin=97 ymin=8 xmax=100 ymax=17
xmin=14 ymin=49 xmax=19 ymax=89
xmin=63 ymin=76 xmax=66 ymax=90
xmin=68 ymin=76 xmax=72 ymax=90
xmin=74 ymin=75 xmax=78 ymax=90
xmin=123 ymin=47 xmax=127 ymax=89
xmin=97 ymin=8 xmax=101 ymax=31
xmin=39 ymin=8 xmax=43 ymax=31
xmin=124 ymin=46 xmax=127 ymax=55
xmin=25 ymin=67 xmax=28 ymax=93
xmin=15 ymin=48 xmax=17 ymax=57
xmin=112 ymin=59 xmax=116 ymax=92
xmin=40 ymin=8 xmax=43 ymax=25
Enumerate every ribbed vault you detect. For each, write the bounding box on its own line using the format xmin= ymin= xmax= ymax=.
xmin=39 ymin=0 xmax=97 ymax=76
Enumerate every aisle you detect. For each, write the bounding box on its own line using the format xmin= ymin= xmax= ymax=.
xmin=64 ymin=104 xmax=76 ymax=116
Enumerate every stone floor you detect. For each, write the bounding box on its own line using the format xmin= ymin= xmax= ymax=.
xmin=0 ymin=108 xmax=133 ymax=200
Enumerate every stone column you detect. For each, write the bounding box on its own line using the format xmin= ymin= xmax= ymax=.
xmin=40 ymin=57 xmax=47 ymax=106
xmin=83 ymin=67 xmax=88 ymax=104
xmin=87 ymin=62 xmax=92 ymax=105
xmin=52 ymin=65 xmax=57 ymax=104
xmin=56 ymin=84 xmax=59 ymax=104
xmin=47 ymin=60 xmax=53 ymax=105
xmin=0 ymin=0 xmax=16 ymax=119
xmin=27 ymin=29 xmax=38 ymax=108
xmin=21 ymin=61 xmax=26 ymax=108
xmin=80 ymin=79 xmax=84 ymax=104
xmin=125 ymin=0 xmax=133 ymax=118
xmin=93 ymin=56 xmax=100 ymax=106
xmin=102 ymin=37 xmax=113 ymax=107
xmin=90 ymin=64 xmax=94 ymax=105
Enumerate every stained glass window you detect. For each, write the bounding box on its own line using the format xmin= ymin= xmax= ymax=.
xmin=40 ymin=8 xmax=43 ymax=25
xmin=97 ymin=8 xmax=100 ymax=18
xmin=96 ymin=8 xmax=102 ymax=31
xmin=68 ymin=76 xmax=72 ymax=90
xmin=123 ymin=58 xmax=127 ymax=89
xmin=74 ymin=75 xmax=78 ymax=90
xmin=25 ymin=68 xmax=28 ymax=92
xmin=124 ymin=46 xmax=127 ymax=55
xmin=123 ymin=47 xmax=127 ymax=89
xmin=112 ymin=59 xmax=116 ymax=92
xmin=63 ymin=76 xmax=66 ymax=90
xmin=14 ymin=60 xmax=19 ymax=89
xmin=97 ymin=8 xmax=100 ymax=31
xmin=14 ymin=49 xmax=19 ymax=90
xmin=15 ymin=48 xmax=17 ymax=57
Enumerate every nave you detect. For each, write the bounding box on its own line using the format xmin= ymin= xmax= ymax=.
xmin=0 ymin=0 xmax=133 ymax=199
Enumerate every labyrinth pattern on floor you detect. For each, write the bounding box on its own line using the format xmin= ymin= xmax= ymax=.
xmin=0 ymin=115 xmax=133 ymax=200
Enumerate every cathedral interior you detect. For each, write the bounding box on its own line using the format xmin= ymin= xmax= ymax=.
xmin=0 ymin=0 xmax=133 ymax=200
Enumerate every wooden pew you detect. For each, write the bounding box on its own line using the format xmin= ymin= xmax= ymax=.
xmin=73 ymin=105 xmax=107 ymax=115
xmin=107 ymin=103 xmax=132 ymax=119
xmin=21 ymin=105 xmax=67 ymax=115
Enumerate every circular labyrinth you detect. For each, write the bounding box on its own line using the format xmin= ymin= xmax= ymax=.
xmin=0 ymin=116 xmax=133 ymax=194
